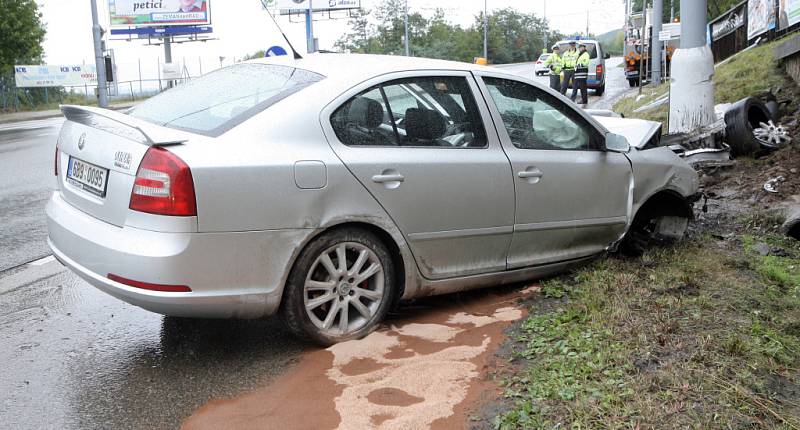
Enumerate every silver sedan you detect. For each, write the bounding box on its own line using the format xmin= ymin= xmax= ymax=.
xmin=47 ymin=54 xmax=699 ymax=345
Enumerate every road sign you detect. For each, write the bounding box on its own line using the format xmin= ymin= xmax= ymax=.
xmin=265 ymin=46 xmax=288 ymax=57
xmin=659 ymin=30 xmax=672 ymax=41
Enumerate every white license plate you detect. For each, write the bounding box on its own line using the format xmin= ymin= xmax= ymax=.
xmin=67 ymin=157 xmax=109 ymax=197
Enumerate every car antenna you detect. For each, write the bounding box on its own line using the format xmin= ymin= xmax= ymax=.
xmin=264 ymin=5 xmax=303 ymax=59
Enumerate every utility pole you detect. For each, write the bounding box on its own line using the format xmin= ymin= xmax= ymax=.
xmin=651 ymin=0 xmax=663 ymax=86
xmin=668 ymin=0 xmax=715 ymax=133
xmin=164 ymin=35 xmax=173 ymax=88
xmin=483 ymin=0 xmax=488 ymax=60
xmin=90 ymin=0 xmax=108 ymax=108
xmin=543 ymin=0 xmax=548 ymax=50
xmin=586 ymin=11 xmax=589 ymax=36
xmin=404 ymin=0 xmax=410 ymax=56
xmin=305 ymin=0 xmax=316 ymax=53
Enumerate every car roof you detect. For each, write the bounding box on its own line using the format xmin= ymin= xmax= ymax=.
xmin=246 ymin=53 xmax=493 ymax=80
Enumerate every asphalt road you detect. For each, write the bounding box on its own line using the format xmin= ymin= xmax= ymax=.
xmin=0 ymin=61 xmax=633 ymax=429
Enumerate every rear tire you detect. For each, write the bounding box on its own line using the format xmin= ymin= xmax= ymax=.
xmin=280 ymin=228 xmax=395 ymax=346
xmin=628 ymin=78 xmax=638 ymax=88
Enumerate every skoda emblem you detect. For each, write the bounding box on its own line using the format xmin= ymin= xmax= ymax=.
xmin=78 ymin=133 xmax=86 ymax=150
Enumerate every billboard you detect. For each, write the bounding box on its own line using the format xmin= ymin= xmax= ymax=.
xmin=711 ymin=2 xmax=746 ymax=41
xmin=270 ymin=0 xmax=360 ymax=11
xmin=109 ymin=0 xmax=211 ymax=27
xmin=14 ymin=65 xmax=98 ymax=88
xmin=780 ymin=0 xmax=800 ymax=29
xmin=748 ymin=0 xmax=776 ymax=39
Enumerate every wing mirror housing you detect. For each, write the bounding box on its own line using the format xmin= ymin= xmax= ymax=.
xmin=604 ymin=53 xmax=611 ymax=59
xmin=605 ymin=133 xmax=631 ymax=153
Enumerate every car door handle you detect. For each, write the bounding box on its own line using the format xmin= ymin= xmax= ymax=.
xmin=518 ymin=170 xmax=544 ymax=179
xmin=371 ymin=174 xmax=405 ymax=184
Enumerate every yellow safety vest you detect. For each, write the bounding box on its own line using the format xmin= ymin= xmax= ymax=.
xmin=543 ymin=53 xmax=563 ymax=74
xmin=576 ymin=52 xmax=591 ymax=68
xmin=562 ymin=50 xmax=579 ymax=69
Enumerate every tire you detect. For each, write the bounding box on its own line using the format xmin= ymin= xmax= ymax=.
xmin=628 ymin=78 xmax=637 ymax=88
xmin=595 ymin=84 xmax=605 ymax=96
xmin=280 ymin=228 xmax=395 ymax=346
xmin=724 ymin=97 xmax=771 ymax=157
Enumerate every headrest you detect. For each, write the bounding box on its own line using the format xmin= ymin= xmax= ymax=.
xmin=348 ymin=97 xmax=383 ymax=129
xmin=404 ymin=108 xmax=446 ymax=141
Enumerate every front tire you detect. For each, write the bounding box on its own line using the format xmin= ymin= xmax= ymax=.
xmin=281 ymin=228 xmax=395 ymax=346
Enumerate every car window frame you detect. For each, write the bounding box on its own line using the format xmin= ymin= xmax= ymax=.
xmin=473 ymin=71 xmax=607 ymax=152
xmin=323 ymin=70 xmax=497 ymax=151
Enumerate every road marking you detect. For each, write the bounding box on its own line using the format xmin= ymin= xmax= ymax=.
xmin=29 ymin=256 xmax=56 ymax=266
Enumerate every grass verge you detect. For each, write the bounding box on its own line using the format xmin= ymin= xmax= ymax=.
xmin=495 ymin=233 xmax=800 ymax=429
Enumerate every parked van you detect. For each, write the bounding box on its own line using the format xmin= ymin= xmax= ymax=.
xmin=554 ymin=39 xmax=609 ymax=95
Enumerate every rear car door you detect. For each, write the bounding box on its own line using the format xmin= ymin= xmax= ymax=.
xmin=321 ymin=71 xmax=515 ymax=280
xmin=475 ymin=74 xmax=633 ymax=268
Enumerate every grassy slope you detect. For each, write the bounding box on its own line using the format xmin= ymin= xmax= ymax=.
xmin=614 ymin=39 xmax=789 ymax=125
xmin=496 ymin=227 xmax=800 ymax=429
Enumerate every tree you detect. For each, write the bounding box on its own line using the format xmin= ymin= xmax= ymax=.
xmin=631 ymin=0 xmax=745 ymax=22
xmin=0 ymin=0 xmax=46 ymax=74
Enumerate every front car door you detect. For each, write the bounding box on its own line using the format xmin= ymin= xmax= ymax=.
xmin=321 ymin=71 xmax=515 ymax=280
xmin=475 ymin=73 xmax=633 ymax=268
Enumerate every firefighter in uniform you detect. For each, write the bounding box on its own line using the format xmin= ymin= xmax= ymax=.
xmin=543 ymin=46 xmax=563 ymax=91
xmin=560 ymin=42 xmax=578 ymax=96
xmin=571 ymin=43 xmax=591 ymax=105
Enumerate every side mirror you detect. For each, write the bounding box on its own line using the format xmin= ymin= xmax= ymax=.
xmin=605 ymin=133 xmax=631 ymax=153
xmin=604 ymin=53 xmax=611 ymax=59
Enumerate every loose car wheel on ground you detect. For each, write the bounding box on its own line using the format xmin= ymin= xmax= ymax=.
xmin=281 ymin=228 xmax=395 ymax=346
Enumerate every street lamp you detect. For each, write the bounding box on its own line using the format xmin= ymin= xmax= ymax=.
xmin=404 ymin=0 xmax=410 ymax=56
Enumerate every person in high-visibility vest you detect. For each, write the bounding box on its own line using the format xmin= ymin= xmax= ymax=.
xmin=543 ymin=46 xmax=563 ymax=92
xmin=571 ymin=43 xmax=591 ymax=105
xmin=560 ymin=42 xmax=578 ymax=96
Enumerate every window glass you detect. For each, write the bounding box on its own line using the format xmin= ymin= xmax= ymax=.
xmin=331 ymin=76 xmax=487 ymax=148
xmin=484 ymin=77 xmax=595 ymax=151
xmin=129 ymin=63 xmax=324 ymax=136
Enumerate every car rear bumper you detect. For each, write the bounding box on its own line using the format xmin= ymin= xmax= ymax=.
xmin=46 ymin=192 xmax=315 ymax=319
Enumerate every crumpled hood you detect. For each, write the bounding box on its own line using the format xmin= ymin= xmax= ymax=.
xmin=593 ymin=115 xmax=662 ymax=149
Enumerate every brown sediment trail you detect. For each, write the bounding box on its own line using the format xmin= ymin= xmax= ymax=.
xmin=182 ymin=286 xmax=539 ymax=430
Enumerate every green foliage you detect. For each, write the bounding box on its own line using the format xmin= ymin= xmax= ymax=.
xmin=334 ymin=1 xmax=562 ymax=64
xmin=596 ymin=29 xmax=624 ymax=56
xmin=0 ymin=0 xmax=46 ymax=74
xmin=631 ymin=0 xmax=743 ymax=22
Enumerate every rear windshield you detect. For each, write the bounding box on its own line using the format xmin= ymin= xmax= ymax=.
xmin=129 ymin=63 xmax=324 ymax=136
xmin=556 ymin=42 xmax=598 ymax=59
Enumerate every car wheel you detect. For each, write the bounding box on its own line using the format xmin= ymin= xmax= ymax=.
xmin=628 ymin=78 xmax=638 ymax=88
xmin=281 ymin=228 xmax=395 ymax=346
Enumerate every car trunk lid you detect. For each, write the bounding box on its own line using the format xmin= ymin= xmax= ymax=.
xmin=56 ymin=105 xmax=193 ymax=227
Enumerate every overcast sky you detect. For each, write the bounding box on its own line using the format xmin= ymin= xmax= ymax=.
xmin=36 ymin=0 xmax=623 ymax=83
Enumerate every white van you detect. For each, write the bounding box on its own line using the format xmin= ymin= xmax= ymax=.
xmin=555 ymin=39 xmax=609 ymax=95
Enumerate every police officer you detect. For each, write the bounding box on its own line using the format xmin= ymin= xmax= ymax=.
xmin=543 ymin=46 xmax=563 ymax=91
xmin=571 ymin=43 xmax=591 ymax=105
xmin=560 ymin=42 xmax=578 ymax=96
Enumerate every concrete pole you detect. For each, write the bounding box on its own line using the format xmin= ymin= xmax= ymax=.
xmin=668 ymin=0 xmax=716 ymax=134
xmin=305 ymin=0 xmax=315 ymax=53
xmin=164 ymin=36 xmax=173 ymax=88
xmin=483 ymin=0 xmax=488 ymax=60
xmin=404 ymin=0 xmax=410 ymax=56
xmin=90 ymin=0 xmax=108 ymax=108
xmin=651 ymin=0 xmax=663 ymax=86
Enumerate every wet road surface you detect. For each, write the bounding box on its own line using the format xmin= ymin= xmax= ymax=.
xmin=0 ymin=119 xmax=64 ymax=271
xmin=0 ymin=64 xmax=632 ymax=429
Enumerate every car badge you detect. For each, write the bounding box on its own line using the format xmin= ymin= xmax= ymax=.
xmin=78 ymin=133 xmax=87 ymax=151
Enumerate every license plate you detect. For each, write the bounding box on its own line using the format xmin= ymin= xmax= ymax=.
xmin=67 ymin=157 xmax=109 ymax=198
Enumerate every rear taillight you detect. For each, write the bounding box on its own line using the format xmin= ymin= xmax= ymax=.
xmin=54 ymin=146 xmax=59 ymax=176
xmin=129 ymin=147 xmax=197 ymax=216
xmin=596 ymin=64 xmax=604 ymax=76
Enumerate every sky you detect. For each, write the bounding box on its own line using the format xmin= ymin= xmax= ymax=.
xmin=36 ymin=0 xmax=623 ymax=85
